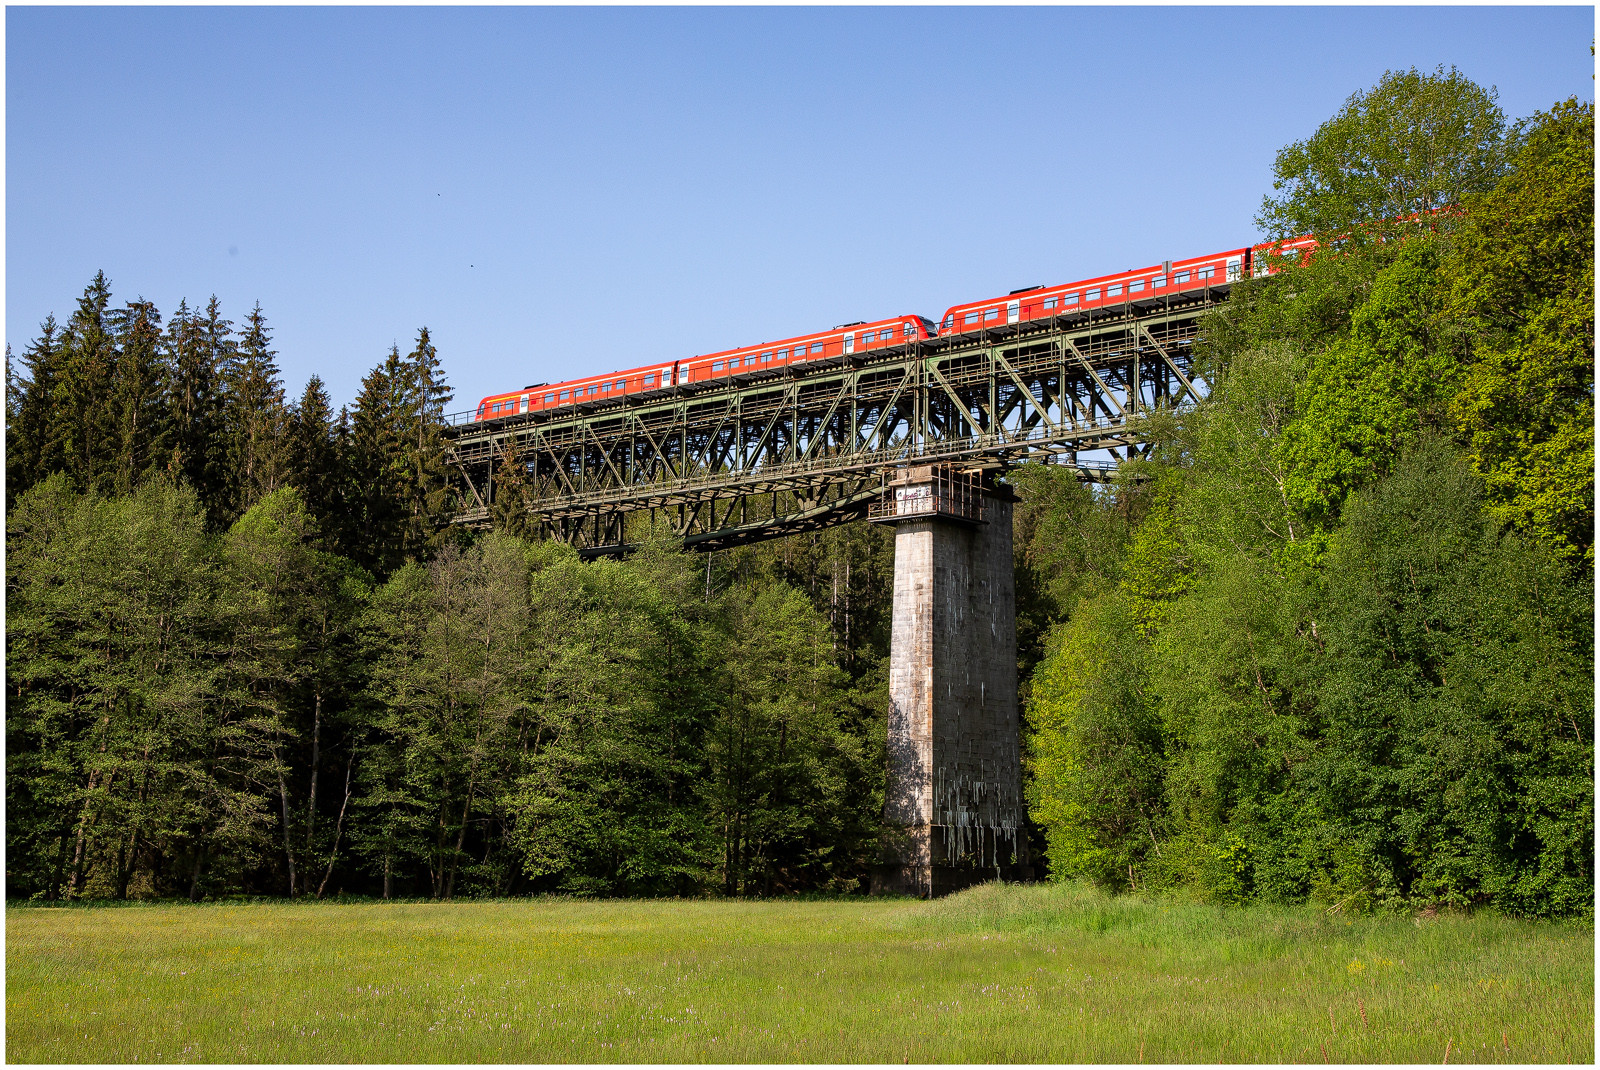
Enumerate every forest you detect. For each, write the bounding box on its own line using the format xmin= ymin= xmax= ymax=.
xmin=7 ymin=68 xmax=1593 ymax=915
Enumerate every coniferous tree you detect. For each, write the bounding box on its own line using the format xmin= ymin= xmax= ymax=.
xmin=7 ymin=316 xmax=63 ymax=504
xmin=227 ymin=303 xmax=292 ymax=515
xmin=162 ymin=299 xmax=227 ymax=520
xmin=398 ymin=327 xmax=454 ymax=560
xmin=106 ymin=299 xmax=167 ymax=496
xmin=344 ymin=348 xmax=409 ymax=575
xmin=286 ymin=375 xmax=343 ymax=548
xmin=489 ymin=443 xmax=535 ymax=537
xmin=198 ymin=297 xmax=240 ymax=523
xmin=53 ymin=273 xmax=119 ymax=494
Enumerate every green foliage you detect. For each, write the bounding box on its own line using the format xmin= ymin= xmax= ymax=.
xmin=1026 ymin=591 xmax=1161 ymax=888
xmin=1257 ymin=65 xmax=1508 ymax=243
xmin=1008 ymin=464 xmax=1136 ymax=673
xmin=1280 ymin=239 xmax=1461 ymax=529
xmin=1448 ymin=98 xmax=1595 ymax=568
xmin=7 ymin=315 xmax=63 ymax=505
xmin=1027 ymin=72 xmax=1592 ymax=916
xmin=1315 ymin=441 xmax=1593 ymax=916
xmin=6 ymin=471 xmax=886 ymax=901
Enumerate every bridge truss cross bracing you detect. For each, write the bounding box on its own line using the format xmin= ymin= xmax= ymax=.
xmin=443 ymin=288 xmax=1226 ymax=555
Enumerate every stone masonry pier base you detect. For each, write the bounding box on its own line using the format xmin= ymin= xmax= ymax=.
xmin=869 ymin=467 xmax=1031 ymax=897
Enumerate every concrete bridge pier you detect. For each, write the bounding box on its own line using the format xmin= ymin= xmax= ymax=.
xmin=869 ymin=465 xmax=1032 ymax=897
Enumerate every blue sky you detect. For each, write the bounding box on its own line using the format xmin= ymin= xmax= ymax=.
xmin=8 ymin=6 xmax=1593 ymax=413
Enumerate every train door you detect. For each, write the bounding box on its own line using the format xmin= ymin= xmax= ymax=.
xmin=520 ymin=393 xmax=529 ymax=413
xmin=1007 ymin=299 xmax=1020 ymax=324
xmin=843 ymin=332 xmax=854 ymax=355
xmin=1226 ymin=256 xmax=1242 ymax=282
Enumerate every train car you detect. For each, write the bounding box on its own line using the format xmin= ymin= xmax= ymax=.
xmin=677 ymin=314 xmax=937 ymax=385
xmin=936 ymin=247 xmax=1254 ymax=336
xmin=471 ymin=235 xmax=1325 ymax=424
xmin=473 ymin=315 xmax=937 ymax=421
xmin=1250 ymin=234 xmax=1318 ymax=275
xmin=473 ymin=359 xmax=679 ymax=421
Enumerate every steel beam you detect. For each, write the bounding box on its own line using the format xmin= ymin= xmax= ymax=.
xmin=442 ymin=289 xmax=1228 ymax=553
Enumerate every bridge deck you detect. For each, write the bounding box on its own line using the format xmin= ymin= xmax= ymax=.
xmin=443 ymin=287 xmax=1227 ymax=554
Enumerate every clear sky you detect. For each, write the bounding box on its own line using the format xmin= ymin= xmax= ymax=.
xmin=7 ymin=6 xmax=1593 ymax=414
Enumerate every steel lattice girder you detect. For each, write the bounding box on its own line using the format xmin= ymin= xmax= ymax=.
xmin=443 ymin=292 xmax=1224 ymax=555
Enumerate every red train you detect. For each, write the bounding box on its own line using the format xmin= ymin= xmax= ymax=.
xmin=472 ymin=236 xmax=1316 ymax=422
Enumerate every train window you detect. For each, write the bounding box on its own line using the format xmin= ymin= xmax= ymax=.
xmin=1153 ymin=275 xmax=1165 ymax=288
xmin=1065 ymin=292 xmax=1079 ymax=304
xmin=943 ymin=314 xmax=955 ymax=328
xmin=1173 ymin=270 xmax=1190 ymax=284
xmin=615 ymin=380 xmax=624 ymax=390
xmin=545 ymin=393 xmax=555 ymax=403
xmin=862 ymin=331 xmax=876 ymax=344
xmin=964 ymin=311 xmax=980 ymax=325
xmin=1198 ymin=266 xmax=1215 ymax=280
xmin=644 ymin=374 xmax=656 ymax=387
xmin=712 ymin=361 xmax=724 ymax=372
xmin=1129 ymin=279 xmax=1145 ymax=293
xmin=1086 ymin=289 xmax=1100 ymax=301
xmin=809 ymin=342 xmax=823 ymax=354
xmin=1043 ymin=297 xmax=1057 ymax=310
xmin=1108 ymin=284 xmax=1123 ymax=297
xmin=559 ymin=391 xmax=569 ymax=401
xmin=903 ymin=322 xmax=916 ymax=336
xmin=984 ymin=308 xmax=1000 ymax=322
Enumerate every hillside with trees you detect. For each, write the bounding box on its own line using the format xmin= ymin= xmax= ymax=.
xmin=1020 ymin=70 xmax=1593 ymax=917
xmin=7 ymin=67 xmax=1591 ymax=914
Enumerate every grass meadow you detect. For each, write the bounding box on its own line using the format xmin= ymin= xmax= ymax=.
xmin=6 ymin=881 xmax=1592 ymax=1063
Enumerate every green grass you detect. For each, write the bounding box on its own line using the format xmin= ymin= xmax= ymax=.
xmin=7 ymin=881 xmax=1592 ymax=1063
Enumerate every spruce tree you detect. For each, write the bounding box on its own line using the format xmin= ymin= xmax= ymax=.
xmin=227 ymin=303 xmax=292 ymax=515
xmin=397 ymin=327 xmax=454 ymax=560
xmin=286 ymin=375 xmax=343 ymax=548
xmin=53 ymin=273 xmax=118 ymax=494
xmin=7 ymin=316 xmax=63 ymax=504
xmin=344 ymin=349 xmax=408 ymax=575
xmin=162 ymin=299 xmax=228 ymax=523
xmin=106 ymin=299 xmax=166 ymax=495
xmin=199 ymin=297 xmax=241 ymax=523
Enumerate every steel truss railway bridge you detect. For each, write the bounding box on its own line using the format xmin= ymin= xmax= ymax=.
xmin=442 ymin=284 xmax=1230 ymax=556
xmin=441 ymin=278 xmax=1236 ymax=896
